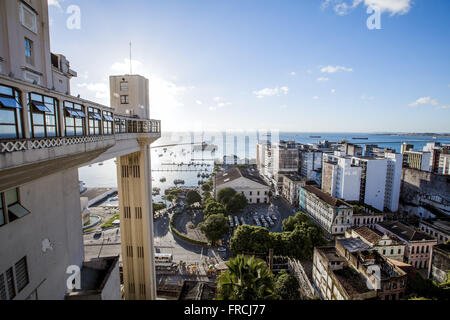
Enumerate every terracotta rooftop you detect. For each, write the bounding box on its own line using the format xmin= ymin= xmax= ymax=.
xmin=353 ymin=226 xmax=383 ymax=245
xmin=378 ymin=221 xmax=435 ymax=242
xmin=302 ymin=185 xmax=350 ymax=207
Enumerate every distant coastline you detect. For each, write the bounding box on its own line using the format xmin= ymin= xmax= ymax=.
xmin=375 ymin=133 xmax=450 ymax=137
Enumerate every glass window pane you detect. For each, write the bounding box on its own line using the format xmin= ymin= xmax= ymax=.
xmin=33 ymin=125 xmax=45 ymax=137
xmin=65 ymin=117 xmax=74 ymax=126
xmin=66 ymin=127 xmax=75 ymax=136
xmin=0 ymin=109 xmax=16 ymax=124
xmin=5 ymin=189 xmax=18 ymax=206
xmin=30 ymin=93 xmax=42 ymax=102
xmin=32 ymin=113 xmax=44 ymax=125
xmin=0 ymin=96 xmax=22 ymax=109
xmin=46 ymin=126 xmax=56 ymax=137
xmin=0 ymin=125 xmax=17 ymax=139
xmin=45 ymin=115 xmax=55 ymax=126
xmin=0 ymin=85 xmax=13 ymax=96
xmin=8 ymin=203 xmax=31 ymax=221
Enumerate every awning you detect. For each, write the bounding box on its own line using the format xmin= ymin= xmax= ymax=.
xmin=66 ymin=108 xmax=81 ymax=118
xmin=0 ymin=96 xmax=23 ymax=109
xmin=8 ymin=203 xmax=31 ymax=220
xmin=103 ymin=115 xmax=114 ymax=122
xmin=31 ymin=101 xmax=51 ymax=113
xmin=89 ymin=112 xmax=102 ymax=121
xmin=76 ymin=110 xmax=86 ymax=118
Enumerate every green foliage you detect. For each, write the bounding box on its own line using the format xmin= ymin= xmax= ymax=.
xmin=201 ymin=181 xmax=212 ymax=192
xmin=101 ymin=213 xmax=120 ymax=229
xmin=217 ymin=188 xmax=238 ymax=205
xmin=186 ymin=190 xmax=202 ymax=206
xmin=230 ymin=213 xmax=326 ymax=260
xmin=169 ymin=214 xmax=209 ymax=246
xmin=225 ymin=193 xmax=248 ymax=214
xmin=204 ymin=199 xmax=227 ymax=218
xmin=274 ymin=270 xmax=301 ymax=300
xmin=407 ymin=273 xmax=450 ymax=300
xmin=199 ymin=214 xmax=230 ymax=244
xmin=216 ymin=255 xmax=277 ymax=300
xmin=166 ymin=188 xmax=183 ymax=202
xmin=153 ymin=202 xmax=166 ymax=214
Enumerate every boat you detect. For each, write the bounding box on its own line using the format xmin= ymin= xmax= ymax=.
xmin=352 ymin=137 xmax=369 ymax=140
xmin=159 ymin=154 xmax=163 ymax=157
xmin=174 ymin=179 xmax=185 ymax=185
xmin=99 ymin=163 xmax=104 ymax=166
xmin=160 ymin=177 xmax=166 ymax=183
xmin=310 ymin=136 xmax=321 ymax=138
xmin=197 ymin=173 xmax=201 ymax=178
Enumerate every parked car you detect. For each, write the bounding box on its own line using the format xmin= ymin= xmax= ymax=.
xmin=271 ymin=214 xmax=278 ymax=221
xmin=217 ymin=247 xmax=227 ymax=253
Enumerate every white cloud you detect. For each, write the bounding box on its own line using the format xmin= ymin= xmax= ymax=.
xmin=361 ymin=94 xmax=375 ymax=100
xmin=48 ymin=0 xmax=62 ymax=10
xmin=321 ymin=65 xmax=353 ymax=73
xmin=317 ymin=77 xmax=330 ymax=82
xmin=290 ymin=72 xmax=296 ymax=76
xmin=213 ymin=97 xmax=222 ymax=102
xmin=408 ymin=97 xmax=439 ymax=107
xmin=253 ymin=86 xmax=289 ymax=99
xmin=208 ymin=98 xmax=232 ymax=111
xmin=196 ymin=100 xmax=203 ymax=105
xmin=331 ymin=89 xmax=336 ymax=94
xmin=436 ymin=105 xmax=450 ymax=110
xmin=313 ymin=96 xmax=319 ymax=100
xmin=321 ymin=0 xmax=412 ymax=16
xmin=77 ymin=82 xmax=109 ymax=99
xmin=111 ymin=58 xmax=144 ymax=74
xmin=280 ymin=105 xmax=288 ymax=109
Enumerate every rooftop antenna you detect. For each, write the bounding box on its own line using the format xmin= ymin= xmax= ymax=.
xmin=129 ymin=41 xmax=132 ymax=75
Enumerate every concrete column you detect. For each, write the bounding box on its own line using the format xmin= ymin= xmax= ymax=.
xmin=116 ymin=144 xmax=156 ymax=300
xmin=20 ymin=90 xmax=30 ymax=139
xmin=56 ymin=98 xmax=65 ymax=137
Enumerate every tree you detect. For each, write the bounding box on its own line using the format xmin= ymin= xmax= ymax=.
xmin=274 ymin=270 xmax=300 ymax=300
xmin=203 ymin=191 xmax=212 ymax=200
xmin=282 ymin=212 xmax=310 ymax=232
xmin=216 ymin=255 xmax=277 ymax=300
xmin=217 ymin=188 xmax=237 ymax=205
xmin=152 ymin=202 xmax=166 ymax=214
xmin=204 ymin=200 xmax=227 ymax=218
xmin=225 ymin=193 xmax=248 ymax=214
xmin=199 ymin=214 xmax=230 ymax=244
xmin=201 ymin=182 xmax=212 ymax=192
xmin=230 ymin=225 xmax=272 ymax=255
xmin=186 ymin=190 xmax=202 ymax=206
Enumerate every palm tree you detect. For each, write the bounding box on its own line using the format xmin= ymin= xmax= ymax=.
xmin=216 ymin=255 xmax=277 ymax=300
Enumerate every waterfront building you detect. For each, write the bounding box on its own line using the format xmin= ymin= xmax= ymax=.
xmin=214 ymin=167 xmax=270 ymax=204
xmin=0 ymin=0 xmax=160 ymax=300
xmin=375 ymin=221 xmax=437 ymax=270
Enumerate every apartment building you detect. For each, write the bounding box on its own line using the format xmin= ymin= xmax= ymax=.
xmin=256 ymin=141 xmax=273 ymax=181
xmin=376 ymin=221 xmax=437 ymax=270
xmin=299 ymin=147 xmax=323 ymax=181
xmin=321 ymin=151 xmax=402 ymax=212
xmin=281 ymin=174 xmax=304 ymax=207
xmin=312 ymin=238 xmax=407 ymax=300
xmin=0 ymin=0 xmax=161 ymax=300
xmin=345 ymin=226 xmax=405 ymax=262
xmin=214 ymin=167 xmax=270 ymax=204
xmin=401 ymin=143 xmax=432 ymax=172
xmin=349 ymin=202 xmax=384 ymax=229
xmin=299 ymin=185 xmax=353 ymax=236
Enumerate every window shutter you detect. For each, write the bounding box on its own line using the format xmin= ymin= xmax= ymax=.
xmin=5 ymin=268 xmax=15 ymax=300
xmin=14 ymin=257 xmax=29 ymax=292
xmin=0 ymin=273 xmax=7 ymax=300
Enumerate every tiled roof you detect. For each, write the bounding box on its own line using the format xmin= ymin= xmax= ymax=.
xmin=302 ymin=185 xmax=350 ymax=207
xmin=215 ymin=167 xmax=268 ymax=187
xmin=379 ymin=221 xmax=435 ymax=242
xmin=353 ymin=226 xmax=382 ymax=245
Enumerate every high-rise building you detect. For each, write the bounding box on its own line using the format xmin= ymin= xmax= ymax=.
xmin=0 ymin=0 xmax=160 ymax=300
xmin=321 ymin=151 xmax=402 ymax=212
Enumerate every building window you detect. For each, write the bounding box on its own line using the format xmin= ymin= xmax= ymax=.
xmin=5 ymin=268 xmax=15 ymax=300
xmin=120 ymin=82 xmax=128 ymax=91
xmin=88 ymin=107 xmax=102 ymax=135
xmin=0 ymin=189 xmax=31 ymax=225
xmin=64 ymin=102 xmax=85 ymax=136
xmin=0 ymin=256 xmax=29 ymax=301
xmin=102 ymin=111 xmax=114 ymax=135
xmin=20 ymin=3 xmax=37 ymax=33
xmin=24 ymin=38 xmax=33 ymax=65
xmin=120 ymin=95 xmax=129 ymax=104
xmin=0 ymin=85 xmax=23 ymax=139
xmin=28 ymin=93 xmax=58 ymax=138
xmin=14 ymin=257 xmax=29 ymax=293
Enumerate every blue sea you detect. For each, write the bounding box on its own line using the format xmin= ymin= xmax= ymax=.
xmin=79 ymin=132 xmax=450 ymax=203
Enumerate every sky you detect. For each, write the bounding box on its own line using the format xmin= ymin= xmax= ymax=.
xmin=47 ymin=0 xmax=450 ymax=133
